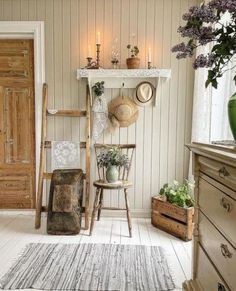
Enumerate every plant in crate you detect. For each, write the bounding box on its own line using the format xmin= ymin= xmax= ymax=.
xmin=159 ymin=180 xmax=194 ymax=208
xmin=152 ymin=180 xmax=195 ymax=241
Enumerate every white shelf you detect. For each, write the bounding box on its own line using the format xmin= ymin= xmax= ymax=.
xmin=77 ymin=68 xmax=171 ymax=106
xmin=77 ymin=68 xmax=171 ymax=80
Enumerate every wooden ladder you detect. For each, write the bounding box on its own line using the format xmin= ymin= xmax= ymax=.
xmin=35 ymin=83 xmax=91 ymax=230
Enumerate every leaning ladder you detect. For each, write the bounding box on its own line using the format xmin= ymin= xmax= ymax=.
xmin=35 ymin=83 xmax=91 ymax=230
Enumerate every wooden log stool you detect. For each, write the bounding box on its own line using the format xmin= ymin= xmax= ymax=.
xmin=47 ymin=169 xmax=84 ymax=235
xmin=90 ymin=144 xmax=135 ymax=237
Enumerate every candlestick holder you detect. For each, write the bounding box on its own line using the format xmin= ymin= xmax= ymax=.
xmin=148 ymin=61 xmax=152 ymax=69
xmin=96 ymin=43 xmax=101 ymax=68
xmin=86 ymin=57 xmax=93 ymax=67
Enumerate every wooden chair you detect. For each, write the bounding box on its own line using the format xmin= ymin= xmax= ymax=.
xmin=90 ymin=144 xmax=136 ymax=237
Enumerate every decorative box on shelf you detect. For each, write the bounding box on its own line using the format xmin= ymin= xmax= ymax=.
xmin=151 ymin=196 xmax=194 ymax=241
xmin=77 ymin=68 xmax=171 ymax=106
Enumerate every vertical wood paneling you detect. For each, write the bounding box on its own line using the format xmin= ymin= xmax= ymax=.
xmin=62 ymin=0 xmax=71 ymax=140
xmin=28 ymin=0 xmax=36 ymax=20
xmin=20 ymin=0 xmax=28 ymax=20
xmin=176 ymin=0 xmax=189 ymax=182
xmin=12 ymin=0 xmax=21 ymax=20
xmin=168 ymin=0 xmax=181 ymax=183
xmin=143 ymin=0 xmax=154 ymax=209
xmin=151 ymin=0 xmax=163 ymax=199
xmin=159 ymin=0 xmax=171 ymax=187
xmin=2 ymin=0 xmax=12 ymax=20
xmin=0 ymin=0 xmax=199 ymax=215
xmin=70 ymin=0 xmax=80 ymax=142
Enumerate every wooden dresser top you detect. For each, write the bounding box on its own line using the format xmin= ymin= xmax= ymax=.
xmin=186 ymin=142 xmax=236 ymax=167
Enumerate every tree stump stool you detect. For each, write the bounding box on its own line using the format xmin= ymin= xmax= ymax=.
xmin=47 ymin=169 xmax=84 ymax=235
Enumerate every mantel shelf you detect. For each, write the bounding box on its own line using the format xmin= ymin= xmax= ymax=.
xmin=77 ymin=68 xmax=171 ymax=106
xmin=77 ymin=68 xmax=171 ymax=80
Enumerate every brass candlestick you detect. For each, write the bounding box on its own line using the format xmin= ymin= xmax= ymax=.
xmin=96 ymin=44 xmax=101 ymax=68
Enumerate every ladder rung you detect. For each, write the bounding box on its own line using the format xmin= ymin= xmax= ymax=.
xmin=47 ymin=109 xmax=87 ymax=117
xmin=43 ymin=172 xmax=86 ymax=180
xmin=44 ymin=141 xmax=86 ymax=148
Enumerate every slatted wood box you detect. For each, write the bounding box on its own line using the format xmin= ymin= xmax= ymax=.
xmin=151 ymin=196 xmax=194 ymax=241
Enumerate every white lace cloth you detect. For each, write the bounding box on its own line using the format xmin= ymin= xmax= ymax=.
xmin=51 ymin=141 xmax=80 ymax=170
xmin=92 ymin=94 xmax=108 ymax=141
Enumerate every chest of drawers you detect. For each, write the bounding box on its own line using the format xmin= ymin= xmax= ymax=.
xmin=183 ymin=143 xmax=236 ymax=291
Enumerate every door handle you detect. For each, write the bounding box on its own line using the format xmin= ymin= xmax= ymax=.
xmin=219 ymin=166 xmax=230 ymax=178
xmin=220 ymin=197 xmax=232 ymax=213
xmin=220 ymin=243 xmax=232 ymax=258
xmin=218 ymin=282 xmax=226 ymax=291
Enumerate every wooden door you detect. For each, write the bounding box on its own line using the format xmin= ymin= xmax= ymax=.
xmin=0 ymin=40 xmax=35 ymax=209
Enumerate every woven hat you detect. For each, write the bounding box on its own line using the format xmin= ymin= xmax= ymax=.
xmin=134 ymin=82 xmax=154 ymax=106
xmin=108 ymin=95 xmax=139 ymax=128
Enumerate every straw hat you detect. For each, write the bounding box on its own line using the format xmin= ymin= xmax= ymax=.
xmin=108 ymin=95 xmax=139 ymax=128
xmin=134 ymin=82 xmax=155 ymax=106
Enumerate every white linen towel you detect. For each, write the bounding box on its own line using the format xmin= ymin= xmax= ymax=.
xmin=51 ymin=141 xmax=80 ymax=170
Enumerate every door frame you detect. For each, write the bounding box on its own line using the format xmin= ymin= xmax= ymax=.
xmin=0 ymin=21 xmax=45 ymax=201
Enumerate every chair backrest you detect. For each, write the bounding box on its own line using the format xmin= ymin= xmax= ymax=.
xmin=94 ymin=143 xmax=136 ymax=182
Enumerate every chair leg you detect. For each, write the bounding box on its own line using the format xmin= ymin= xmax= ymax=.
xmin=124 ymin=188 xmax=132 ymax=238
xmin=89 ymin=188 xmax=101 ymax=236
xmin=97 ymin=188 xmax=103 ymax=221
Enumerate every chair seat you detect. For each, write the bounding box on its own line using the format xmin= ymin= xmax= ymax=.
xmin=93 ymin=180 xmax=132 ymax=189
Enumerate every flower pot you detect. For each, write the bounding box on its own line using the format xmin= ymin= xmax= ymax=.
xmin=126 ymin=57 xmax=140 ymax=69
xmin=106 ymin=165 xmax=119 ymax=183
xmin=228 ymin=92 xmax=236 ymax=140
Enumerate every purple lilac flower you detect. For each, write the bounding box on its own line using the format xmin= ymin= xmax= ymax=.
xmin=171 ymin=42 xmax=194 ymax=58
xmin=193 ymin=54 xmax=216 ymax=69
xmin=182 ymin=4 xmax=217 ymax=23
xmin=198 ymin=26 xmax=214 ymax=45
xmin=209 ymin=0 xmax=236 ymax=14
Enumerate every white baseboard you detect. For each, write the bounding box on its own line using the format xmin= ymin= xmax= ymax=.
xmin=0 ymin=209 xmax=151 ymax=218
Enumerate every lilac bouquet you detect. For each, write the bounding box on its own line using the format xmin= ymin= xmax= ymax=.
xmin=172 ymin=0 xmax=236 ymax=88
xmin=97 ymin=147 xmax=130 ymax=169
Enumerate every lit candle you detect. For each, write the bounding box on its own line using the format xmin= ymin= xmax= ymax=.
xmin=96 ymin=31 xmax=101 ymax=45
xmin=148 ymin=47 xmax=152 ymax=62
xmin=88 ymin=44 xmax=92 ymax=58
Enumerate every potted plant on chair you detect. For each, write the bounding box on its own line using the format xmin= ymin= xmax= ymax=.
xmin=97 ymin=147 xmax=129 ymax=183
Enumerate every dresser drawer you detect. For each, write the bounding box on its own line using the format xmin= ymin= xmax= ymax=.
xmin=196 ymin=243 xmax=229 ymax=291
xmin=199 ymin=177 xmax=236 ymax=247
xmin=199 ymin=212 xmax=235 ymax=290
xmin=198 ymin=156 xmax=236 ymax=190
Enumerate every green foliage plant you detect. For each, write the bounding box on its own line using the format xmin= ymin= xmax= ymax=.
xmin=159 ymin=180 xmax=194 ymax=208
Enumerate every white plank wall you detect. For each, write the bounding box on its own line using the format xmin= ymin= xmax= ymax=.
xmin=0 ymin=0 xmax=199 ymax=216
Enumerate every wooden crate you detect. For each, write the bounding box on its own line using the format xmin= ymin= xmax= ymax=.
xmin=151 ymin=196 xmax=194 ymax=241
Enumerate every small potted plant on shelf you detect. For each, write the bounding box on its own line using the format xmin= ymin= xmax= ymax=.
xmin=92 ymin=81 xmax=105 ymax=97
xmin=97 ymin=147 xmax=129 ymax=183
xmin=152 ymin=180 xmax=195 ymax=241
xmin=126 ymin=44 xmax=140 ymax=69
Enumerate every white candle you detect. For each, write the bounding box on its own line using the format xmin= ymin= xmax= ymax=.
xmin=88 ymin=45 xmax=92 ymax=57
xmin=96 ymin=31 xmax=101 ymax=45
xmin=148 ymin=47 xmax=152 ymax=62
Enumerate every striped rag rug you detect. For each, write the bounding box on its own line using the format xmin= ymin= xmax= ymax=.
xmin=0 ymin=243 xmax=175 ymax=291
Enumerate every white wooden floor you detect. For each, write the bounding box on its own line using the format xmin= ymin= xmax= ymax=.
xmin=0 ymin=213 xmax=192 ymax=291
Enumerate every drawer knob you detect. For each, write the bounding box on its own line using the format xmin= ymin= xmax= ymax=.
xmin=220 ymin=243 xmax=232 ymax=259
xmin=218 ymin=283 xmax=226 ymax=291
xmin=220 ymin=197 xmax=232 ymax=213
xmin=219 ymin=166 xmax=230 ymax=178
